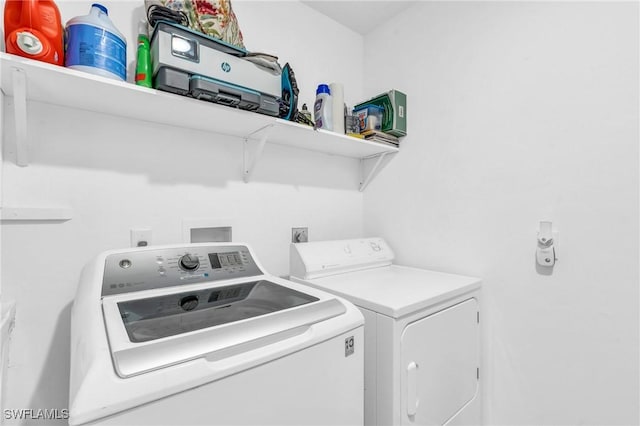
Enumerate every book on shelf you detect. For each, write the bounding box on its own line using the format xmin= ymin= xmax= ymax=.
xmin=347 ymin=132 xmax=365 ymax=139
xmin=361 ymin=129 xmax=400 ymax=147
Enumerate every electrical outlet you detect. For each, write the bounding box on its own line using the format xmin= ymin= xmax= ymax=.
xmin=130 ymin=228 xmax=152 ymax=247
xmin=292 ymin=227 xmax=308 ymax=243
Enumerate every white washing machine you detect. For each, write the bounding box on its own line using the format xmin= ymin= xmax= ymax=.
xmin=69 ymin=243 xmax=364 ymax=426
xmin=290 ymin=238 xmax=482 ymax=426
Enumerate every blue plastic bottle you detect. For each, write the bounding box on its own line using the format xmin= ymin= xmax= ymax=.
xmin=65 ymin=3 xmax=127 ymax=81
xmin=314 ymin=84 xmax=333 ymax=131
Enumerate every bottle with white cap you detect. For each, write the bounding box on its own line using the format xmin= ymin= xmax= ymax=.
xmin=65 ymin=3 xmax=127 ymax=81
xmin=314 ymin=84 xmax=333 ymax=131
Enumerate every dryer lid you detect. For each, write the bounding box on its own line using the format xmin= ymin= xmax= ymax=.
xmin=293 ymin=264 xmax=481 ymax=318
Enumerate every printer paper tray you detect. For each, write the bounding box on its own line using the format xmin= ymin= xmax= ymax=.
xmin=154 ymin=67 xmax=279 ymax=117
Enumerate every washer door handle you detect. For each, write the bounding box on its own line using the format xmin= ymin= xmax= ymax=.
xmin=407 ymin=361 xmax=419 ymax=417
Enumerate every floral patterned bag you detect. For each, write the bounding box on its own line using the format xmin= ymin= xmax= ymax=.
xmin=145 ymin=0 xmax=245 ymax=49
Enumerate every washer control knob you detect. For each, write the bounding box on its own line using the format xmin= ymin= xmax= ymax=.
xmin=179 ymin=254 xmax=200 ymax=271
xmin=180 ymin=295 xmax=199 ymax=311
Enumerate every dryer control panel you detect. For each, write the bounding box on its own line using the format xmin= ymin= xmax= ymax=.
xmin=290 ymin=237 xmax=394 ymax=280
xmin=102 ymin=245 xmax=262 ymax=296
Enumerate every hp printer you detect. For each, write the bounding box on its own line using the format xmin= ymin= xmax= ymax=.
xmin=150 ymin=21 xmax=281 ymax=116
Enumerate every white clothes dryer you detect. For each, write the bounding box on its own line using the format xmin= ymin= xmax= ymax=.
xmin=69 ymin=243 xmax=364 ymax=426
xmin=290 ymin=238 xmax=482 ymax=426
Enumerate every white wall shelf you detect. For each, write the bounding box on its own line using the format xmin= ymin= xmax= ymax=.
xmin=0 ymin=53 xmax=398 ymax=191
xmin=0 ymin=206 xmax=73 ymax=221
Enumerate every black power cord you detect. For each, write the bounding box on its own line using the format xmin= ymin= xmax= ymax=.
xmin=147 ymin=4 xmax=189 ymax=28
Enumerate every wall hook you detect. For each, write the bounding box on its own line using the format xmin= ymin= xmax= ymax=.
xmin=537 ymin=221 xmax=557 ymax=267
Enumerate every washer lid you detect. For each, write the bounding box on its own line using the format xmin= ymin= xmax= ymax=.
xmin=296 ymin=265 xmax=481 ymax=318
xmin=103 ymin=279 xmax=346 ymax=377
xmin=117 ymin=280 xmax=320 ymax=343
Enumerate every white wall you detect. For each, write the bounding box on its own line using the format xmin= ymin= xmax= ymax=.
xmin=0 ymin=1 xmax=365 ymax=423
xmin=363 ymin=1 xmax=639 ymax=425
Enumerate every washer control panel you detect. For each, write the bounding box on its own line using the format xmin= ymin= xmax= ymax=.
xmin=102 ymin=245 xmax=262 ymax=296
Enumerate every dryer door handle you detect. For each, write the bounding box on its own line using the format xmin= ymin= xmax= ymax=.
xmin=407 ymin=361 xmax=419 ymax=417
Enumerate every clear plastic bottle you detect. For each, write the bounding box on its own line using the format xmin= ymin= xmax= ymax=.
xmin=65 ymin=3 xmax=127 ymax=81
xmin=314 ymin=84 xmax=333 ymax=131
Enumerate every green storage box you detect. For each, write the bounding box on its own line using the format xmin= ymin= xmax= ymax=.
xmin=354 ymin=90 xmax=406 ymax=137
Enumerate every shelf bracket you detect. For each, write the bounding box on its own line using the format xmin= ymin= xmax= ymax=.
xmin=243 ymin=124 xmax=274 ymax=183
xmin=12 ymin=67 xmax=29 ymax=166
xmin=359 ymin=151 xmax=396 ymax=192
